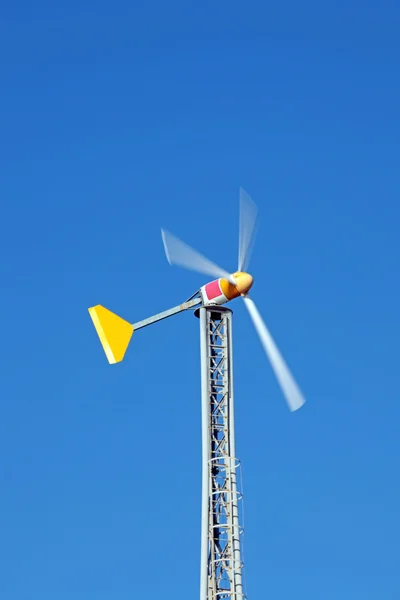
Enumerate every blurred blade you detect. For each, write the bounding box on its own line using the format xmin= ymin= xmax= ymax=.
xmin=243 ymin=296 xmax=306 ymax=412
xmin=238 ymin=188 xmax=258 ymax=273
xmin=161 ymin=229 xmax=234 ymax=282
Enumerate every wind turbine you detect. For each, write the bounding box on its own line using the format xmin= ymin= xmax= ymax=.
xmin=88 ymin=188 xmax=306 ymax=599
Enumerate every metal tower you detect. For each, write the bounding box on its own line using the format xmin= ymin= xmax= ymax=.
xmin=197 ymin=306 xmax=246 ymax=600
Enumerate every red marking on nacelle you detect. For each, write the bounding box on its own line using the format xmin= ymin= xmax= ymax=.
xmin=205 ymin=279 xmax=222 ymax=300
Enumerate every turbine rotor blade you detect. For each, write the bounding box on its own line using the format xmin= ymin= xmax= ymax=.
xmin=238 ymin=188 xmax=258 ymax=273
xmin=161 ymin=229 xmax=234 ymax=283
xmin=243 ymin=296 xmax=306 ymax=412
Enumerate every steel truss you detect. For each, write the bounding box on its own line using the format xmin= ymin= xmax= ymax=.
xmin=198 ymin=306 xmax=246 ymax=600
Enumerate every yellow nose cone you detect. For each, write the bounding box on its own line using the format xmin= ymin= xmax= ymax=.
xmin=220 ymin=271 xmax=254 ymax=301
xmin=233 ymin=271 xmax=254 ymax=295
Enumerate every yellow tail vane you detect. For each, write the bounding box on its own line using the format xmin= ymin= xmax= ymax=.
xmin=88 ymin=305 xmax=134 ymax=364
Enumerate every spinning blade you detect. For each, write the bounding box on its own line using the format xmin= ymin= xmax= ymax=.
xmin=243 ymin=296 xmax=306 ymax=412
xmin=238 ymin=188 xmax=258 ymax=273
xmin=161 ymin=229 xmax=235 ymax=284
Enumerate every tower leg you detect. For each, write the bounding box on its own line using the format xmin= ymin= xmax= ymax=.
xmin=198 ymin=306 xmax=246 ymax=600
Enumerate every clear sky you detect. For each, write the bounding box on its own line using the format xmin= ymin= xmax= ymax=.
xmin=1 ymin=2 xmax=399 ymax=599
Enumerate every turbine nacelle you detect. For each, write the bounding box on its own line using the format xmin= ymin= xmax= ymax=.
xmin=200 ymin=272 xmax=254 ymax=307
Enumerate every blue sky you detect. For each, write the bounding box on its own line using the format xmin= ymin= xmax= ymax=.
xmin=1 ymin=1 xmax=400 ymax=598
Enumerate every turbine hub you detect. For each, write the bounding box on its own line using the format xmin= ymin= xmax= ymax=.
xmin=218 ymin=272 xmax=254 ymax=302
xmin=232 ymin=271 xmax=254 ymax=295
